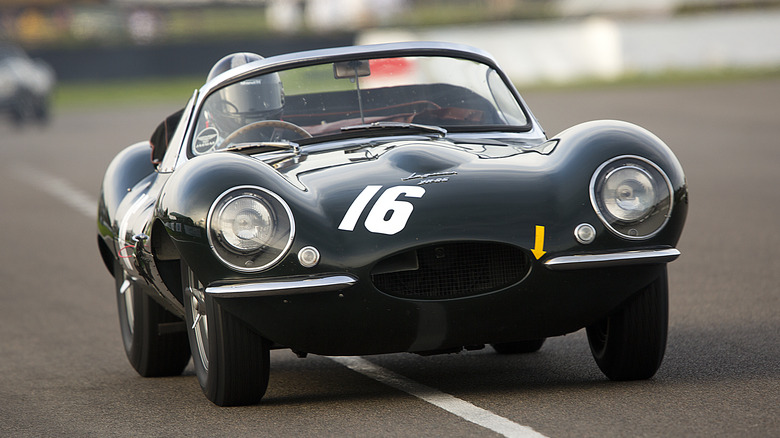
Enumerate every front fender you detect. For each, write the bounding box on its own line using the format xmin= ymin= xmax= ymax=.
xmin=156 ymin=152 xmax=305 ymax=283
xmin=548 ymin=120 xmax=688 ymax=250
xmin=552 ymin=120 xmax=685 ymax=189
xmin=98 ymin=141 xmax=155 ymax=266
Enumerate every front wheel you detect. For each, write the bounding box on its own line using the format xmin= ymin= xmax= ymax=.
xmin=182 ymin=262 xmax=270 ymax=406
xmin=114 ymin=261 xmax=190 ymax=377
xmin=586 ymin=267 xmax=669 ymax=381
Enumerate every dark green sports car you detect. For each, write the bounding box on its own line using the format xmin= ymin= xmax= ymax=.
xmin=97 ymin=42 xmax=687 ymax=406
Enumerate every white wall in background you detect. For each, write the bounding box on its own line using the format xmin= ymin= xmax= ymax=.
xmin=359 ymin=10 xmax=780 ymax=84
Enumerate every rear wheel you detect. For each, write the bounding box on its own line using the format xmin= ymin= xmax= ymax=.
xmin=586 ymin=267 xmax=669 ymax=380
xmin=182 ymin=262 xmax=270 ymax=406
xmin=491 ymin=339 xmax=545 ymax=354
xmin=114 ymin=261 xmax=190 ymax=377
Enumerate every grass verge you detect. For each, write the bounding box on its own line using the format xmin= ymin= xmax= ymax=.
xmin=53 ymin=67 xmax=780 ymax=109
xmin=53 ymin=76 xmax=203 ymax=109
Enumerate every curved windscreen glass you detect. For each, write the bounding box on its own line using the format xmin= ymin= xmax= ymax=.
xmin=191 ymin=55 xmax=528 ymax=155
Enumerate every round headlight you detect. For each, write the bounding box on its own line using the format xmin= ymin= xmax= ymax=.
xmin=217 ymin=195 xmax=274 ymax=253
xmin=602 ymin=166 xmax=656 ymax=222
xmin=208 ymin=186 xmax=295 ymax=272
xmin=590 ymin=156 xmax=673 ymax=240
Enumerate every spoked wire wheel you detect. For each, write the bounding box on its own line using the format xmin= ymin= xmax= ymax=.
xmin=185 ymin=267 xmax=209 ymax=372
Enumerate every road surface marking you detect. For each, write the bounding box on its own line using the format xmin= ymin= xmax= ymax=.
xmin=330 ymin=356 xmax=547 ymax=438
xmin=12 ymin=164 xmax=95 ymax=219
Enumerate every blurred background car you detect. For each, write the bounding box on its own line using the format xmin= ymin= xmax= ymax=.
xmin=0 ymin=43 xmax=55 ymax=126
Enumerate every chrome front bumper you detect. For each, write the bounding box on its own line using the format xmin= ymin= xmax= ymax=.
xmin=543 ymin=248 xmax=680 ymax=271
xmin=205 ymin=274 xmax=358 ymax=298
xmin=204 ymin=248 xmax=679 ymax=297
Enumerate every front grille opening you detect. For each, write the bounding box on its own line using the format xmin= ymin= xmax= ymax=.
xmin=371 ymin=242 xmax=529 ymax=300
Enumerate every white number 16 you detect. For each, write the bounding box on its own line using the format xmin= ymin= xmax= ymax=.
xmin=338 ymin=185 xmax=426 ymax=235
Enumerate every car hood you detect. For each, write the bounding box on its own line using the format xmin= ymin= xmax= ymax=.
xmin=254 ymin=138 xmax=566 ymax=259
xmin=270 ymin=137 xmax=555 ymax=191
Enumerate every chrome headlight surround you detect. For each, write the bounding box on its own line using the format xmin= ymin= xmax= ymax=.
xmin=207 ymin=185 xmax=295 ymax=272
xmin=590 ymin=155 xmax=673 ymax=240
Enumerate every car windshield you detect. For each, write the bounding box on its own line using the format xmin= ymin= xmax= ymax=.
xmin=191 ymin=55 xmax=529 ymax=156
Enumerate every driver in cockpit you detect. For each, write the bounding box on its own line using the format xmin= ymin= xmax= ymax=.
xmin=192 ymin=52 xmax=298 ymax=154
xmin=202 ymin=52 xmax=284 ymax=136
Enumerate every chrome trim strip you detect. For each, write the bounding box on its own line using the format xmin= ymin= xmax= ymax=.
xmin=205 ymin=274 xmax=358 ymax=298
xmin=544 ymin=248 xmax=680 ymax=271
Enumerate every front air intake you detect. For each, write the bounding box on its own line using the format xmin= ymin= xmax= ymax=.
xmin=371 ymin=242 xmax=530 ymax=300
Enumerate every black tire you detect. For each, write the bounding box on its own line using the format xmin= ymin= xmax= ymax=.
xmin=491 ymin=339 xmax=545 ymax=354
xmin=114 ymin=260 xmax=191 ymax=377
xmin=182 ymin=262 xmax=270 ymax=406
xmin=586 ymin=267 xmax=669 ymax=381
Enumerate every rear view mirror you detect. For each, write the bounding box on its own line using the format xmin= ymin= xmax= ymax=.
xmin=333 ymin=60 xmax=371 ymax=79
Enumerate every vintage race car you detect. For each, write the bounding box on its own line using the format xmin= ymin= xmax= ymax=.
xmin=97 ymin=42 xmax=687 ymax=406
xmin=0 ymin=44 xmax=54 ymax=125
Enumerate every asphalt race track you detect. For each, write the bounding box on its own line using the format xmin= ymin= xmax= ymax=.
xmin=1 ymin=78 xmax=778 ymax=437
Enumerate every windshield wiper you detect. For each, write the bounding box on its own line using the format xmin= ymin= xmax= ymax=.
xmin=340 ymin=122 xmax=447 ymax=138
xmin=224 ymin=141 xmax=300 ymax=154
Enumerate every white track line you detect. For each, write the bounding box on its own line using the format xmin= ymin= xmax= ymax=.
xmin=14 ymin=163 xmax=547 ymax=438
xmin=330 ymin=356 xmax=546 ymax=438
xmin=12 ymin=164 xmax=96 ymax=219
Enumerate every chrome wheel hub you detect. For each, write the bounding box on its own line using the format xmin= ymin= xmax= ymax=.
xmin=186 ymin=271 xmax=209 ymax=371
xmin=119 ymin=277 xmax=134 ymax=334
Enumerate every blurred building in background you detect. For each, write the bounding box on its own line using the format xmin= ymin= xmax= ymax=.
xmin=3 ymin=0 xmax=778 ymax=47
xmin=1 ymin=0 xmax=779 ymax=83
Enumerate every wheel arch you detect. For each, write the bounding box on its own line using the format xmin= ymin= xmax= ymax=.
xmin=97 ymin=234 xmax=116 ymax=277
xmin=151 ymin=219 xmax=185 ymax=305
xmin=155 ymin=152 xmax=301 ymax=285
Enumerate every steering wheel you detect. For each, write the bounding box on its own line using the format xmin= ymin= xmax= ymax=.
xmin=212 ymin=99 xmax=240 ymax=114
xmin=222 ymin=120 xmax=312 ymax=147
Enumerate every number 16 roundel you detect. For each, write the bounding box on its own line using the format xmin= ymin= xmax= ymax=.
xmin=338 ymin=185 xmax=426 ymax=235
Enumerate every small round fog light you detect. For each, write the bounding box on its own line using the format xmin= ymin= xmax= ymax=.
xmin=575 ymin=223 xmax=596 ymax=244
xmin=298 ymin=246 xmax=320 ymax=268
